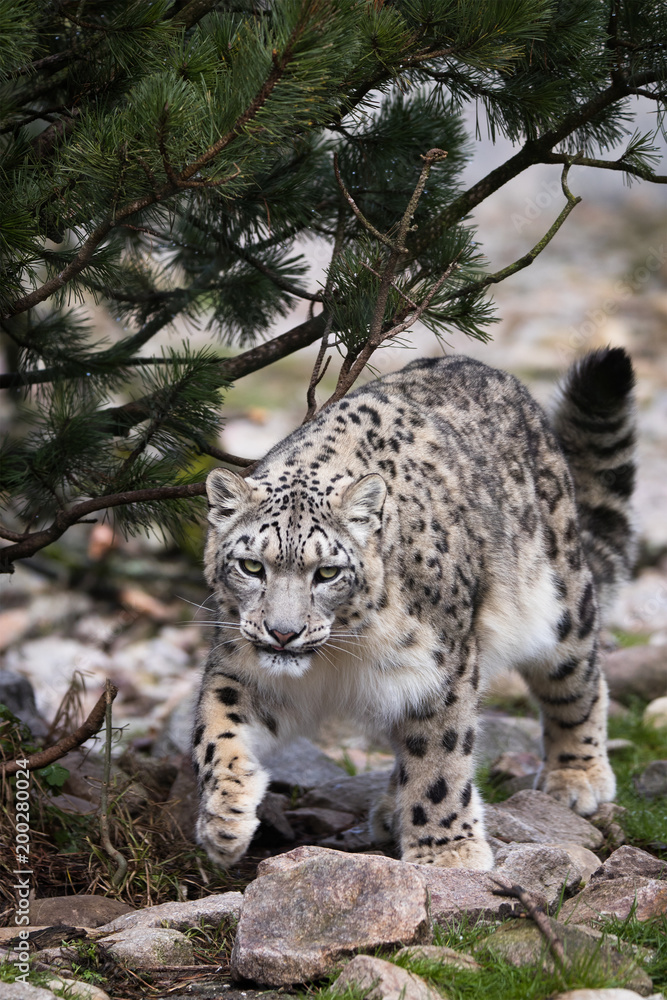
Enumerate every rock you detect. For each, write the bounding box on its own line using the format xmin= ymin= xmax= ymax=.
xmin=4 ymin=638 xmax=111 ymax=720
xmin=98 ymin=926 xmax=194 ymax=968
xmin=57 ymin=750 xmax=152 ymax=816
xmin=152 ymin=690 xmax=196 ymax=756
xmin=117 ymin=749 xmax=179 ymax=802
xmin=319 ymin=825 xmax=377 ymax=852
xmin=300 ymin=769 xmax=393 ymax=816
xmin=482 ymin=668 xmax=531 ymax=705
xmin=0 ymin=668 xmax=48 ymax=737
xmin=415 ymin=868 xmax=526 ymax=924
xmin=0 ymin=607 xmax=30 ymax=651
xmin=590 ymin=846 xmax=667 ymax=883
xmin=266 ymin=737 xmax=347 ymax=792
xmin=96 ymin=892 xmax=243 ymax=933
xmin=644 ymin=697 xmax=667 ymax=730
xmin=284 ymin=806 xmax=357 ymax=836
xmin=0 ymin=984 xmax=61 ymax=999
xmin=231 ymin=847 xmax=431 ymax=985
xmin=607 ymin=738 xmax=635 ymax=754
xmin=476 ymin=714 xmax=542 ymax=766
xmin=332 ymin=955 xmax=443 ymax=1000
xmin=44 ymin=978 xmax=111 ymax=1000
xmin=162 ymin=759 xmax=198 ymax=840
xmin=590 ymin=803 xmax=627 ymax=848
xmin=559 ymin=876 xmax=667 ymax=925
xmin=29 ymin=895 xmax=133 ymax=928
xmin=47 ymin=793 xmax=100 ymax=814
xmin=394 ymin=944 xmax=481 ymax=971
xmin=257 ymin=791 xmax=295 ymax=840
xmin=550 ymin=843 xmax=602 ymax=884
xmin=493 ymin=844 xmax=588 ymax=904
xmin=481 ymin=919 xmax=653 ymax=996
xmin=634 ymin=761 xmax=667 ymax=799
xmin=490 ymin=751 xmax=542 ymax=780
xmin=485 ymin=790 xmax=603 ymax=849
xmin=603 ymin=646 xmax=667 ymax=703
xmin=257 ymin=844 xmax=333 ymax=876
xmin=642 ymin=697 xmax=667 ymax=729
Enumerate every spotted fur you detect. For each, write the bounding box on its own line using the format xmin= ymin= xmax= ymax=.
xmin=194 ymin=350 xmax=636 ymax=869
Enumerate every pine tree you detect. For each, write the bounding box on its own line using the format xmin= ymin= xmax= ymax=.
xmin=0 ymin=0 xmax=665 ymax=572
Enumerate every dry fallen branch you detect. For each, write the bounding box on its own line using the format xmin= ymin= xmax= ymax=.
xmin=1 ymin=683 xmax=118 ymax=777
xmin=490 ymin=875 xmax=567 ymax=969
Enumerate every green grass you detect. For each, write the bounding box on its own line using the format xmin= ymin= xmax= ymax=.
xmin=610 ymin=629 xmax=652 ymax=648
xmin=298 ymin=915 xmax=646 ymax=1000
xmin=600 ymin=912 xmax=667 ymax=993
xmin=608 ymin=702 xmax=667 ymax=853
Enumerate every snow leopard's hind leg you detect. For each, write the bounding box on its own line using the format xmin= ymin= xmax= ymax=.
xmin=521 ymin=576 xmax=615 ymax=816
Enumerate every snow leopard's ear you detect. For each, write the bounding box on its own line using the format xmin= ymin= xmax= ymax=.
xmin=338 ymin=473 xmax=386 ymax=544
xmin=206 ymin=468 xmax=258 ymax=526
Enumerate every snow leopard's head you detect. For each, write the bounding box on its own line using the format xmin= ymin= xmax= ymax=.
xmin=203 ymin=467 xmax=386 ymax=677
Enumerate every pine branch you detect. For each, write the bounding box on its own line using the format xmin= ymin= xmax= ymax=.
xmin=170 ymin=1 xmax=220 ymax=30
xmin=425 ymin=72 xmax=662 ymax=243
xmin=98 ymin=312 xmax=327 ymax=437
xmin=0 ymin=483 xmax=208 ymax=571
xmin=542 ymin=152 xmax=666 ymax=183
xmin=226 ymin=241 xmax=323 ymax=302
xmin=2 ymin=6 xmax=314 ymax=321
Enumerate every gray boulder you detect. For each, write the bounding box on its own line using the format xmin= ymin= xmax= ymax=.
xmin=231 ymin=847 xmax=431 ymax=985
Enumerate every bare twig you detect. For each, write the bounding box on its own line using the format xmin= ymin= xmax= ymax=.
xmin=304 ymin=316 xmax=334 ymax=422
xmin=2 ymin=684 xmax=117 ymax=777
xmin=445 ymin=159 xmax=581 ymax=305
xmin=303 ymin=203 xmax=347 ymax=422
xmin=324 ymin=149 xmax=450 ymax=408
xmin=490 ymin=876 xmax=567 ymax=969
xmin=333 ymin=153 xmax=396 ymax=250
xmin=541 ymin=151 xmax=666 ymax=183
xmin=322 ymin=256 xmax=458 ymax=410
xmin=99 ymin=680 xmax=127 ymax=888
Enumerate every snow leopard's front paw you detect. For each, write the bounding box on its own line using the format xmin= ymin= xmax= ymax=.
xmin=196 ymin=808 xmax=259 ymax=867
xmin=196 ymin=766 xmax=269 ymax=868
xmin=538 ymin=758 xmax=616 ymax=817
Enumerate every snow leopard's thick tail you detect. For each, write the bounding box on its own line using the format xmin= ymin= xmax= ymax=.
xmin=552 ymin=347 xmax=637 ymax=620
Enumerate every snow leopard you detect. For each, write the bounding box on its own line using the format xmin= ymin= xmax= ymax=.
xmin=193 ymin=348 xmax=636 ymax=870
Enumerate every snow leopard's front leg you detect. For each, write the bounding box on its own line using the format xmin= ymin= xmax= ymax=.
xmin=193 ymin=669 xmax=271 ymax=867
xmin=391 ymin=645 xmax=494 ymax=871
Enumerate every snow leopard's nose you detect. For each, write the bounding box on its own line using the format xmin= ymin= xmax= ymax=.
xmin=267 ymin=626 xmax=303 ymax=647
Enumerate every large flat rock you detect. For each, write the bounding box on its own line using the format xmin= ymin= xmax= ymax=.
xmin=231 ymin=847 xmax=431 ymax=985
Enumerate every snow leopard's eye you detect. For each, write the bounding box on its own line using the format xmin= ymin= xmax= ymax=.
xmin=240 ymin=558 xmax=264 ymax=576
xmin=314 ymin=566 xmax=339 ymax=582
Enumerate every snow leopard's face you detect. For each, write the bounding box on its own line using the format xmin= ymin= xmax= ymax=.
xmin=204 ymin=468 xmax=386 ymax=677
